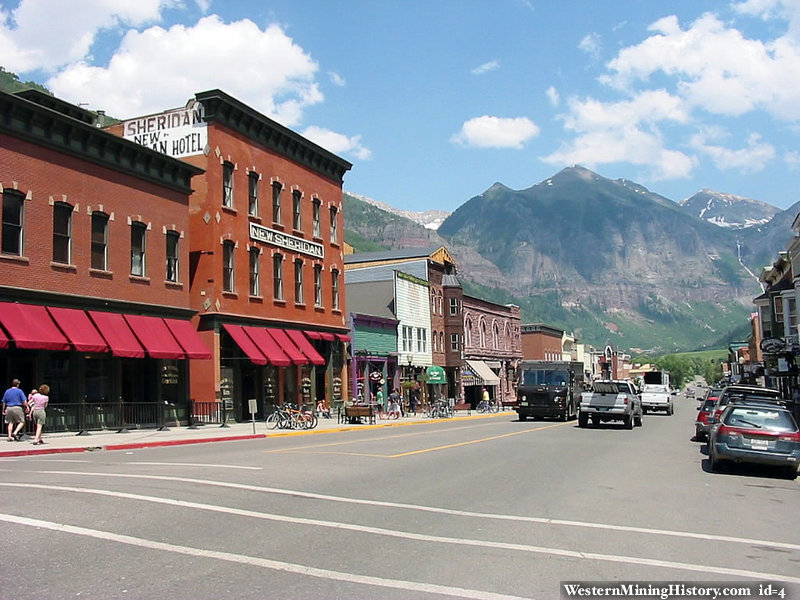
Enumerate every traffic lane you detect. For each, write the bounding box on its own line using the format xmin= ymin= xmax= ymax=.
xmin=3 ymin=473 xmax=799 ymax=599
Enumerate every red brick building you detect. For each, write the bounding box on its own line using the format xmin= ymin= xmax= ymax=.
xmin=110 ymin=90 xmax=352 ymax=418
xmin=0 ymin=89 xmax=205 ymax=430
xmin=520 ymin=323 xmax=564 ymax=361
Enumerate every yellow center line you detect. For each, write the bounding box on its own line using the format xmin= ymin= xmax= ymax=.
xmin=389 ymin=422 xmax=567 ymax=457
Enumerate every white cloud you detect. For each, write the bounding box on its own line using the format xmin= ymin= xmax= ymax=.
xmin=451 ymin=115 xmax=539 ymax=149
xmin=690 ymin=130 xmax=775 ymax=171
xmin=471 ymin=60 xmax=500 ymax=75
xmin=600 ymin=12 xmax=800 ymax=121
xmin=302 ymin=126 xmax=371 ymax=160
xmin=543 ymin=91 xmax=694 ymax=180
xmin=45 ymin=16 xmax=323 ymax=125
xmin=328 ymin=71 xmax=346 ymax=86
xmin=578 ymin=32 xmax=602 ymax=60
xmin=546 ymin=86 xmax=559 ymax=107
xmin=785 ymin=150 xmax=800 ymax=169
xmin=0 ymin=0 xmax=169 ymax=72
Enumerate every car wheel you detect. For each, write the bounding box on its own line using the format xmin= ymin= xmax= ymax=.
xmin=519 ymin=414 xmax=527 ymax=422
xmin=624 ymin=413 xmax=633 ymax=429
xmin=709 ymin=450 xmax=723 ymax=472
xmin=785 ymin=466 xmax=798 ymax=480
xmin=634 ymin=413 xmax=642 ymax=427
xmin=642 ymin=407 xmax=647 ymax=415
xmin=578 ymin=412 xmax=588 ymax=428
xmin=668 ymin=404 xmax=674 ymax=416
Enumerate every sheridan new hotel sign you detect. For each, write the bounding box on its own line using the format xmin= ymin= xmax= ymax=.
xmin=249 ymin=223 xmax=324 ymax=259
xmin=122 ymin=100 xmax=207 ymax=158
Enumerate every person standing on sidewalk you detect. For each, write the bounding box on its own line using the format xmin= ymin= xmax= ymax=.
xmin=27 ymin=384 xmax=49 ymax=445
xmin=2 ymin=379 xmax=29 ymax=441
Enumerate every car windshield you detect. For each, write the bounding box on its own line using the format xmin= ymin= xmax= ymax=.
xmin=521 ymin=369 xmax=568 ymax=386
xmin=700 ymin=399 xmax=716 ymax=411
xmin=723 ymin=407 xmax=798 ymax=432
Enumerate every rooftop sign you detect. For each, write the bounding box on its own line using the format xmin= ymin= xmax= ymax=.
xmin=122 ymin=100 xmax=207 ymax=158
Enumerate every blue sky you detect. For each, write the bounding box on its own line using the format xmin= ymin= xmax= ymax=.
xmin=2 ymin=0 xmax=800 ymax=212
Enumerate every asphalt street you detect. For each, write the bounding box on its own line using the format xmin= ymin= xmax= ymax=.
xmin=0 ymin=394 xmax=797 ymax=600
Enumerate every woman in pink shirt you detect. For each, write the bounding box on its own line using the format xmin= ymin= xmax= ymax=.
xmin=27 ymin=384 xmax=49 ymax=445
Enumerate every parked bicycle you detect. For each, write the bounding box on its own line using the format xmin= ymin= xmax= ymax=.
xmin=425 ymin=398 xmax=452 ymax=419
xmin=265 ymin=404 xmax=318 ymax=430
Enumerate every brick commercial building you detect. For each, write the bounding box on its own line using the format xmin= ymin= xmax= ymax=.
xmin=109 ymin=90 xmax=352 ymax=419
xmin=0 ymin=89 xmax=205 ymax=431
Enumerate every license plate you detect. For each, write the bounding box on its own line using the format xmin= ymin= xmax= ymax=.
xmin=750 ymin=438 xmax=772 ymax=450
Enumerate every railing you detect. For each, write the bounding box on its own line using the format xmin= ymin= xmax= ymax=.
xmin=190 ymin=401 xmax=224 ymax=425
xmin=24 ymin=402 xmax=185 ymax=436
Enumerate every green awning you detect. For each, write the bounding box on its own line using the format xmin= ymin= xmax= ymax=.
xmin=426 ymin=365 xmax=446 ymax=384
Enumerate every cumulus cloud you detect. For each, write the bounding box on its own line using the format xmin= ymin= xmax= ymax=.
xmin=543 ymin=91 xmax=694 ymax=180
xmin=0 ymin=0 xmax=169 ymax=72
xmin=302 ymin=126 xmax=371 ymax=160
xmin=600 ymin=12 xmax=800 ymax=121
xmin=451 ymin=115 xmax=539 ymax=149
xmin=471 ymin=60 xmax=500 ymax=75
xmin=45 ymin=15 xmax=323 ymax=125
xmin=689 ymin=130 xmax=775 ymax=171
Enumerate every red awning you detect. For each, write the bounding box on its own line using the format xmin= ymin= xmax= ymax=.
xmin=305 ymin=331 xmax=322 ymax=340
xmin=0 ymin=302 xmax=70 ymax=351
xmin=47 ymin=307 xmax=108 ymax=353
xmin=268 ymin=328 xmax=309 ymax=365
xmin=222 ymin=324 xmax=266 ymax=365
xmin=87 ymin=311 xmax=145 ymax=358
xmin=318 ymin=332 xmax=336 ymax=342
xmin=286 ymin=330 xmax=325 ymax=366
xmin=124 ymin=314 xmax=185 ymax=359
xmin=163 ymin=318 xmax=212 ymax=360
xmin=243 ymin=327 xmax=292 ymax=367
xmin=0 ymin=325 xmax=9 ymax=349
xmin=336 ymin=333 xmax=351 ymax=343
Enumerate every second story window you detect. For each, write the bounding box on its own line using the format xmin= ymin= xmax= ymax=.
xmin=312 ymin=198 xmax=321 ymax=237
xmin=402 ymin=325 xmax=412 ymax=353
xmin=52 ymin=202 xmax=72 ymax=264
xmin=314 ymin=264 xmax=323 ymax=306
xmin=91 ymin=211 xmax=109 ymax=270
xmin=165 ymin=231 xmax=179 ymax=282
xmin=222 ymin=240 xmax=235 ymax=292
xmin=222 ymin=162 xmax=234 ymax=208
xmin=294 ymin=259 xmax=304 ymax=304
xmin=272 ymin=182 xmax=282 ymax=225
xmin=293 ymin=190 xmax=302 ymax=230
xmin=2 ymin=190 xmax=24 ymax=256
xmin=130 ymin=222 xmax=146 ymax=277
xmin=449 ymin=297 xmax=459 ymax=316
xmin=248 ymin=172 xmax=259 ymax=216
xmin=273 ymin=253 xmax=284 ymax=301
xmin=450 ymin=333 xmax=459 ymax=352
xmin=330 ymin=205 xmax=338 ymax=244
xmin=417 ymin=328 xmax=427 ymax=353
xmin=249 ymin=247 xmax=260 ymax=296
xmin=331 ymin=268 xmax=340 ymax=310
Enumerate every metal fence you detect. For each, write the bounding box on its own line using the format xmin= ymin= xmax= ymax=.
xmin=21 ymin=402 xmax=186 ymax=436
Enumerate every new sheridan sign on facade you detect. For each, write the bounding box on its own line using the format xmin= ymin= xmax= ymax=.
xmin=249 ymin=223 xmax=324 ymax=259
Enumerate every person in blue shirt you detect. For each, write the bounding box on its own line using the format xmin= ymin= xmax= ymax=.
xmin=2 ymin=379 xmax=29 ymax=441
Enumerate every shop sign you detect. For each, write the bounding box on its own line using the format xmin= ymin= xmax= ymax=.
xmin=249 ymin=222 xmax=324 ymax=259
xmin=760 ymin=337 xmax=786 ymax=354
xmin=369 ymin=371 xmax=383 ymax=382
xmin=122 ymin=101 xmax=207 ymax=158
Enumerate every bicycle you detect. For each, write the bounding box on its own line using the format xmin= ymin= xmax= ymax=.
xmin=425 ymin=398 xmax=451 ymax=419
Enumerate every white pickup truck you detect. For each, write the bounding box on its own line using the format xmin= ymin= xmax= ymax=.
xmin=639 ymin=370 xmax=673 ymax=415
xmin=578 ymin=380 xmax=643 ymax=429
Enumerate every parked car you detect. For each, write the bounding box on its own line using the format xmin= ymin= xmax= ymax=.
xmin=708 ymin=403 xmax=800 ymax=479
xmin=695 ymin=398 xmax=717 ymax=441
xmin=703 ymin=387 xmax=723 ymax=405
xmin=711 ymin=385 xmax=781 ymax=424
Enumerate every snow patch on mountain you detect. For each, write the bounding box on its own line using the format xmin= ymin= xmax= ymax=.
xmin=346 ymin=191 xmax=450 ymax=230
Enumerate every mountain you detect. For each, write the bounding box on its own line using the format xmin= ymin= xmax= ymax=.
xmin=345 ymin=191 xmax=450 ymax=230
xmin=679 ymin=190 xmax=779 ymax=229
xmin=344 ymin=166 xmax=784 ymax=353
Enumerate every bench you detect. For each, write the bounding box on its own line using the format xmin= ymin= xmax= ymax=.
xmin=452 ymin=403 xmax=471 ymax=415
xmin=341 ymin=405 xmax=376 ymax=425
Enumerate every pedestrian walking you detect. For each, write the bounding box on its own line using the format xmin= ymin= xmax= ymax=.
xmin=409 ymin=385 xmax=420 ymax=415
xmin=27 ymin=384 xmax=49 ymax=445
xmin=375 ymin=388 xmax=385 ymax=417
xmin=388 ymin=388 xmax=401 ymax=419
xmin=2 ymin=379 xmax=29 ymax=441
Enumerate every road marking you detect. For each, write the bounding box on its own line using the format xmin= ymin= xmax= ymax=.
xmin=267 ymin=422 xmax=566 ymax=457
xmin=33 ymin=470 xmax=800 ymax=554
xmin=390 ymin=423 xmax=565 ymax=457
xmin=0 ymin=510 xmax=528 ymax=600
xmin=2 ymin=483 xmax=799 ymax=585
xmin=126 ymin=462 xmax=262 ymax=470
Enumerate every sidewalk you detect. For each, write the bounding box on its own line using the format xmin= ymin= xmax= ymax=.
xmin=0 ymin=410 xmax=514 ymax=458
